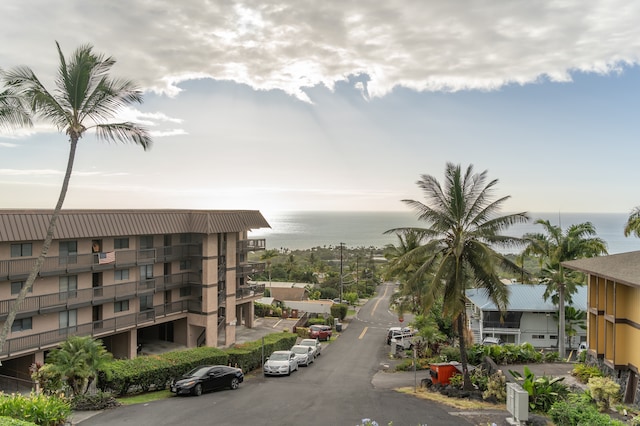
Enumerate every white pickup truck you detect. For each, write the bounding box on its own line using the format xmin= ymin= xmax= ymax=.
xmin=391 ymin=332 xmax=416 ymax=350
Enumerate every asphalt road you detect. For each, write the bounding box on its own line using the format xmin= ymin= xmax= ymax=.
xmin=81 ymin=283 xmax=484 ymax=426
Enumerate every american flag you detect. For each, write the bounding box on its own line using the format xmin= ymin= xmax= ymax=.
xmin=98 ymin=251 xmax=116 ymax=264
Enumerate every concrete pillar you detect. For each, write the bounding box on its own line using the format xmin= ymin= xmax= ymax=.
xmin=201 ymin=234 xmax=219 ymax=347
xmin=129 ymin=330 xmax=137 ymax=359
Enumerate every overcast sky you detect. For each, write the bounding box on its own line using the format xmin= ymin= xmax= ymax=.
xmin=1 ymin=1 xmax=639 ymax=215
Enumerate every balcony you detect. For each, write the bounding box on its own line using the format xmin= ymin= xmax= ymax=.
xmin=0 ymin=272 xmax=201 ymax=320
xmin=0 ymin=244 xmax=202 ymax=281
xmin=236 ymin=283 xmax=265 ymax=301
xmin=237 ymin=239 xmax=266 ymax=255
xmin=1 ymin=300 xmax=202 ymax=358
xmin=236 ymin=262 xmax=265 ymax=278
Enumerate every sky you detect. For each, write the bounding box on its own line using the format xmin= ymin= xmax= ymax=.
xmin=1 ymin=1 xmax=640 ymax=216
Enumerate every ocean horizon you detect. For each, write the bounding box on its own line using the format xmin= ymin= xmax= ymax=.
xmin=249 ymin=211 xmax=640 ymax=255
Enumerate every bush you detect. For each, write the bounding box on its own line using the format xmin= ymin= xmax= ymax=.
xmin=0 ymin=392 xmax=71 ymax=426
xmin=549 ymin=393 xmax=626 ymax=425
xmin=307 ymin=318 xmax=327 ymax=326
xmin=572 ymin=363 xmax=603 ymax=384
xmin=483 ymin=371 xmax=507 ymax=402
xmin=0 ymin=417 xmax=37 ymax=426
xmin=394 ymin=358 xmax=430 ymax=371
xmin=330 ymin=304 xmax=348 ymax=321
xmin=437 ymin=345 xmax=462 ymax=363
xmin=588 ymin=376 xmax=621 ymax=412
xmin=509 ymin=366 xmax=569 ymax=413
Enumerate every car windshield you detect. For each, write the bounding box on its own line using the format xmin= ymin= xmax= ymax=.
xmin=184 ymin=366 xmax=210 ymax=378
xmin=270 ymin=352 xmax=289 ymax=361
xmin=301 ymin=340 xmax=316 ymax=346
xmin=291 ymin=347 xmax=307 ymax=354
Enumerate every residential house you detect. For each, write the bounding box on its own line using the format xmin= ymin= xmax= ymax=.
xmin=564 ymin=252 xmax=640 ymax=406
xmin=465 ymin=284 xmax=587 ymax=349
xmin=0 ymin=209 xmax=269 ymax=385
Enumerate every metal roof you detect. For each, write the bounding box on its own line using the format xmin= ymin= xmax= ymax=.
xmin=0 ymin=209 xmax=270 ymax=242
xmin=465 ymin=284 xmax=587 ymax=312
xmin=563 ymin=251 xmax=640 ymax=288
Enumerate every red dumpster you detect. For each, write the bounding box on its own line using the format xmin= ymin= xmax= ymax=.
xmin=430 ymin=362 xmax=461 ymax=385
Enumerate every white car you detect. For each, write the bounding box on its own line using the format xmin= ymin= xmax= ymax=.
xmin=263 ymin=350 xmax=298 ymax=376
xmin=299 ymin=338 xmax=322 ymax=358
xmin=290 ymin=345 xmax=314 ymax=366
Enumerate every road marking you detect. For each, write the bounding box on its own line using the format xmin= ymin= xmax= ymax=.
xmin=273 ymin=319 xmax=283 ymax=328
xmin=359 ymin=327 xmax=368 ymax=340
xmin=371 ymin=284 xmax=390 ymax=316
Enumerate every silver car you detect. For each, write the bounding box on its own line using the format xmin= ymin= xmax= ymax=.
xmin=299 ymin=338 xmax=322 ymax=359
xmin=290 ymin=345 xmax=314 ymax=366
xmin=263 ymin=350 xmax=299 ymax=376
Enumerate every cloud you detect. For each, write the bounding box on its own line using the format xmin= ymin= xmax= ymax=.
xmin=0 ymin=142 xmax=18 ymax=148
xmin=2 ymin=1 xmax=640 ymax=101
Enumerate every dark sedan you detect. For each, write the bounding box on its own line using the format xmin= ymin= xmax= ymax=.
xmin=170 ymin=365 xmax=244 ymax=396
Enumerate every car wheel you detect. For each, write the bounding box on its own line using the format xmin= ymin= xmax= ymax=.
xmin=230 ymin=377 xmax=240 ymax=390
xmin=193 ymin=384 xmax=202 ymax=396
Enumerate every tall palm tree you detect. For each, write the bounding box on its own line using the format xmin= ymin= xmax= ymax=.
xmin=386 ymin=163 xmax=528 ymax=390
xmin=624 ymin=206 xmax=640 ymax=238
xmin=522 ymin=219 xmax=607 ymax=358
xmin=259 ymin=249 xmax=280 ymax=287
xmin=0 ymin=42 xmax=151 ymax=354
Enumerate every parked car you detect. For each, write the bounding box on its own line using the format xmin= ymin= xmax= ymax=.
xmin=309 ymin=324 xmax=332 ymax=341
xmin=170 ymin=365 xmax=243 ymax=396
xmin=290 ymin=344 xmax=314 ymax=366
xmin=263 ymin=350 xmax=299 ymax=376
xmin=386 ymin=327 xmax=414 ymax=345
xmin=577 ymin=341 xmax=588 ymax=354
xmin=481 ymin=336 xmax=504 ymax=346
xmin=299 ymin=338 xmax=322 ymax=358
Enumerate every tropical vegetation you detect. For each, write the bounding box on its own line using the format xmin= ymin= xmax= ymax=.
xmin=522 ymin=219 xmax=607 ymax=356
xmin=0 ymin=42 xmax=152 ymax=353
xmin=383 ymin=163 xmax=528 ymax=390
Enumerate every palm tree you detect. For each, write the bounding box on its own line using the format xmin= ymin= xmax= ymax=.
xmin=260 ymin=249 xmax=280 ymax=287
xmin=0 ymin=42 xmax=151 ymax=354
xmin=522 ymin=220 xmax=607 ymax=358
xmin=47 ymin=335 xmax=113 ymax=396
xmin=624 ymin=206 xmax=640 ymax=238
xmin=386 ymin=163 xmax=528 ymax=390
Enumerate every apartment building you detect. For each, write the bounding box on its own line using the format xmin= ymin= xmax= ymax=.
xmin=0 ymin=209 xmax=269 ymax=383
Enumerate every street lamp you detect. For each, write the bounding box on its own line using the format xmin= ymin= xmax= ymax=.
xmin=339 ymin=242 xmax=345 ymax=303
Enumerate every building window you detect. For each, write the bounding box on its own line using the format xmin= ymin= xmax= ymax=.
xmin=550 ymin=335 xmax=558 ymax=340
xmin=179 ymin=233 xmax=192 ymax=244
xmin=11 ymin=317 xmax=32 ymax=332
xmin=532 ymin=334 xmax=545 ymax=339
xmin=114 ymin=300 xmax=130 ymax=313
xmin=140 ymin=265 xmax=153 ymax=280
xmin=180 ymin=260 xmax=192 ymax=270
xmin=10 ymin=281 xmax=31 ymax=295
xmin=140 ymin=236 xmax=154 ymax=249
xmin=139 ymin=295 xmax=153 ymax=311
xmin=11 ymin=243 xmax=32 ymax=257
xmin=114 ymin=238 xmax=129 ymax=249
xmin=59 ymin=275 xmax=78 ymax=299
xmin=59 ymin=310 xmax=77 ymax=330
xmin=180 ymin=286 xmax=191 ymax=297
xmin=114 ymin=269 xmax=130 ymax=281
xmin=59 ymin=241 xmax=78 ymax=265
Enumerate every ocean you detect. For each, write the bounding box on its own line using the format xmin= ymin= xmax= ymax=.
xmin=249 ymin=211 xmax=640 ymax=255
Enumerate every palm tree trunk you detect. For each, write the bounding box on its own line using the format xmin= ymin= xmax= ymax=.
xmin=0 ymin=137 xmax=78 ymax=357
xmin=457 ymin=313 xmax=473 ymax=391
xmin=558 ymin=281 xmax=566 ymax=360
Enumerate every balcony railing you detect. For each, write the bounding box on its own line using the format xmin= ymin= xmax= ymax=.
xmin=236 ymin=262 xmax=266 ymax=278
xmin=483 ymin=321 xmax=521 ymax=329
xmin=236 ymin=283 xmax=265 ymax=300
xmin=237 ymin=239 xmax=266 ymax=254
xmin=1 ymin=300 xmax=201 ymax=358
xmin=0 ymin=244 xmax=202 ymax=280
xmin=0 ymin=272 xmax=201 ymax=320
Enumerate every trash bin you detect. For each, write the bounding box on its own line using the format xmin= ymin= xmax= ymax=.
xmin=430 ymin=362 xmax=460 ymax=385
xmin=335 ymin=323 xmax=342 ymax=332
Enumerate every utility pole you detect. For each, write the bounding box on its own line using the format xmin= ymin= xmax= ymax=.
xmin=339 ymin=242 xmax=344 ymax=303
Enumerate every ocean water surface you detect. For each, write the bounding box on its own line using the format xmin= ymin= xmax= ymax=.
xmin=249 ymin=211 xmax=640 ymax=254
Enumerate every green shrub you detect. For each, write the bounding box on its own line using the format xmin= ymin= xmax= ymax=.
xmin=588 ymin=376 xmax=621 ymax=412
xmin=0 ymin=392 xmax=71 ymax=426
xmin=549 ymin=393 xmax=626 ymax=425
xmin=307 ymin=318 xmax=327 ymax=326
xmin=509 ymin=366 xmax=569 ymax=413
xmin=544 ymin=351 xmax=560 ymax=362
xmin=71 ymin=391 xmax=120 ymax=411
xmin=394 ymin=358 xmax=430 ymax=371
xmin=437 ymin=346 xmax=461 ymax=362
xmin=467 ymin=343 xmax=544 ymax=365
xmin=0 ymin=417 xmax=37 ymax=426
xmin=572 ymin=363 xmax=603 ymax=383
xmin=482 ymin=371 xmax=507 ymax=402
xmin=448 ymin=373 xmax=463 ymax=388
xmin=330 ymin=304 xmax=347 ymax=321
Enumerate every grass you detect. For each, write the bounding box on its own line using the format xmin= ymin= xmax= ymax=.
xmin=395 ymin=387 xmax=504 ymax=411
xmin=117 ymin=390 xmax=173 ymax=405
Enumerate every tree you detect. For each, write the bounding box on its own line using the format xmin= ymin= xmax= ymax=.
xmin=624 ymin=206 xmax=640 ymax=238
xmin=386 ymin=163 xmax=528 ymax=390
xmin=46 ymin=335 xmax=113 ymax=396
xmin=523 ymin=220 xmax=607 ymax=357
xmin=0 ymin=42 xmax=151 ymax=355
xmin=260 ymin=249 xmax=280 ymax=286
